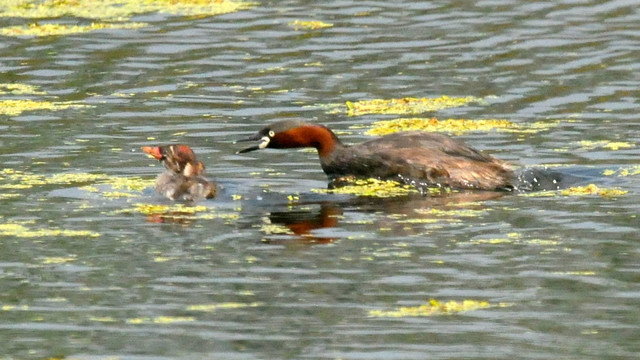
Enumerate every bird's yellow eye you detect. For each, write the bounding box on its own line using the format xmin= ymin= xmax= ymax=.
xmin=268 ymin=130 xmax=275 ymax=137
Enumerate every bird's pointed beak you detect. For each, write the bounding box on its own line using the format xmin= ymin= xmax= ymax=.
xmin=234 ymin=133 xmax=270 ymax=154
xmin=141 ymin=146 xmax=163 ymax=160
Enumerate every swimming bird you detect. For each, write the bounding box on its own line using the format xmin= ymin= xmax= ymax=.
xmin=142 ymin=144 xmax=216 ymax=201
xmin=236 ymin=120 xmax=515 ymax=192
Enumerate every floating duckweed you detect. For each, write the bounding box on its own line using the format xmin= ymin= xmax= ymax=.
xmin=0 ymin=83 xmax=45 ymax=95
xmin=345 ymin=96 xmax=482 ymax=116
xmin=0 ymin=169 xmax=109 ymax=189
xmin=364 ymin=118 xmax=514 ymax=136
xmin=520 ymin=184 xmax=628 ymax=199
xmin=0 ymin=184 xmax=32 ymax=189
xmin=0 ymin=22 xmax=147 ymax=37
xmin=514 ymin=120 xmax=563 ymax=134
xmin=413 ymin=208 xmax=487 ymax=217
xmin=117 ymin=203 xmax=238 ymax=222
xmin=102 ymin=177 xmax=154 ymax=192
xmin=312 ymin=178 xmax=418 ymax=198
xmin=153 ymin=256 xmax=176 ymax=262
xmin=103 ymin=191 xmax=139 ymax=198
xmin=0 ymin=222 xmax=100 ymax=238
xmin=186 ymin=302 xmax=262 ymax=312
xmin=48 ymin=173 xmax=108 ymax=184
xmin=362 ymin=118 xmax=563 ymax=136
xmin=0 ymin=193 xmax=20 ymax=199
xmin=555 ymin=271 xmax=596 ymax=276
xmin=0 ymin=169 xmax=153 ymax=199
xmin=603 ymin=165 xmax=640 ymax=177
xmin=126 ymin=316 xmax=195 ymax=324
xmin=42 ymin=256 xmax=76 ymax=264
xmin=0 ymin=99 xmax=91 ymax=116
xmin=290 ymin=20 xmax=333 ymax=30
xmin=560 ymin=184 xmax=627 ymax=198
xmin=368 ymin=299 xmax=495 ymax=318
xmin=0 ymin=0 xmax=256 ymax=20
xmin=578 ymin=140 xmax=635 ymax=151
xmin=470 ymin=238 xmax=514 ymax=245
xmin=470 ymin=237 xmax=560 ymax=246
xmin=396 ymin=218 xmax=441 ymax=224
xmin=130 ymin=203 xmax=208 ymax=215
xmin=89 ymin=316 xmax=117 ymax=323
xmin=259 ymin=223 xmax=295 ymax=235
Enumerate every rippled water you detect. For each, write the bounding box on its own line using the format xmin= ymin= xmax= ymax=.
xmin=1 ymin=0 xmax=639 ymax=359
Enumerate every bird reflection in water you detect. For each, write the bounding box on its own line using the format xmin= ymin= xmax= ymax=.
xmin=263 ymin=190 xmax=505 ymax=245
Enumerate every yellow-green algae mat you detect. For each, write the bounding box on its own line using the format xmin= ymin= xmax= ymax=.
xmin=0 ymin=0 xmax=255 ymax=20
xmin=0 ymin=0 xmax=256 ymax=37
xmin=345 ymin=96 xmax=483 ymax=116
xmin=0 ymin=22 xmax=147 ymax=37
xmin=312 ymin=178 xmax=422 ymax=198
xmin=318 ymin=96 xmax=485 ymax=116
xmin=114 ymin=203 xmax=240 ymax=223
xmin=0 ymin=221 xmax=100 ymax=238
xmin=289 ymin=20 xmax=333 ymax=31
xmin=603 ymin=165 xmax=640 ymax=177
xmin=520 ymin=184 xmax=628 ymax=199
xmin=360 ymin=117 xmax=562 ymax=136
xmin=369 ymin=299 xmax=511 ymax=318
xmin=311 ymin=178 xmax=451 ymax=198
xmin=0 ymin=83 xmax=90 ymax=116
xmin=0 ymin=168 xmax=148 ymax=195
xmin=3 ymin=301 xmax=263 ymax=325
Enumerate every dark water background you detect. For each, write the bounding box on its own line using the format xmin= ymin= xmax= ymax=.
xmin=1 ymin=1 xmax=639 ymax=359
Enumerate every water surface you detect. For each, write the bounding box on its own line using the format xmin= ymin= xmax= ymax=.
xmin=0 ymin=1 xmax=639 ymax=359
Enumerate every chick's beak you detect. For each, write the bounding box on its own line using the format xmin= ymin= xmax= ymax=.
xmin=141 ymin=146 xmax=164 ymax=160
xmin=234 ymin=133 xmax=270 ymax=154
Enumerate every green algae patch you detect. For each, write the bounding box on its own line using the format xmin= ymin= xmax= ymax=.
xmin=413 ymin=207 xmax=488 ymax=218
xmin=126 ymin=316 xmax=195 ymax=325
xmin=521 ymin=184 xmax=628 ymax=199
xmin=0 ymin=169 xmax=109 ymax=189
xmin=290 ymin=20 xmax=333 ymax=30
xmin=368 ymin=299 xmax=504 ymax=318
xmin=363 ymin=117 xmax=514 ymax=136
xmin=0 ymin=22 xmax=147 ymax=37
xmin=603 ymin=165 xmax=640 ymax=177
xmin=102 ymin=176 xmax=154 ymax=192
xmin=259 ymin=223 xmax=295 ymax=235
xmin=0 ymin=99 xmax=91 ymax=116
xmin=469 ymin=232 xmax=560 ymax=247
xmin=0 ymin=169 xmax=155 ymax=199
xmin=186 ymin=302 xmax=263 ymax=312
xmin=312 ymin=178 xmax=419 ymax=198
xmin=0 ymin=193 xmax=20 ymax=200
xmin=0 ymin=0 xmax=257 ymax=21
xmin=0 ymin=222 xmax=100 ymax=238
xmin=345 ymin=96 xmax=482 ymax=116
xmin=361 ymin=117 xmax=563 ymax=136
xmin=578 ymin=140 xmax=635 ymax=151
xmin=560 ymin=184 xmax=627 ymax=198
xmin=0 ymin=83 xmax=45 ymax=95
xmin=41 ymin=256 xmax=76 ymax=264
xmin=117 ymin=203 xmax=239 ymax=222
xmin=130 ymin=203 xmax=208 ymax=215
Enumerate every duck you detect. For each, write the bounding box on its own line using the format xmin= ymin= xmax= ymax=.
xmin=236 ymin=119 xmax=515 ymax=192
xmin=142 ymin=144 xmax=216 ymax=201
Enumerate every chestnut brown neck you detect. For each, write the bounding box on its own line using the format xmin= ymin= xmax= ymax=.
xmin=273 ymin=125 xmax=342 ymax=157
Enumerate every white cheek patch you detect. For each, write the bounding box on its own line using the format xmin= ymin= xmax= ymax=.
xmin=258 ymin=136 xmax=270 ymax=149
